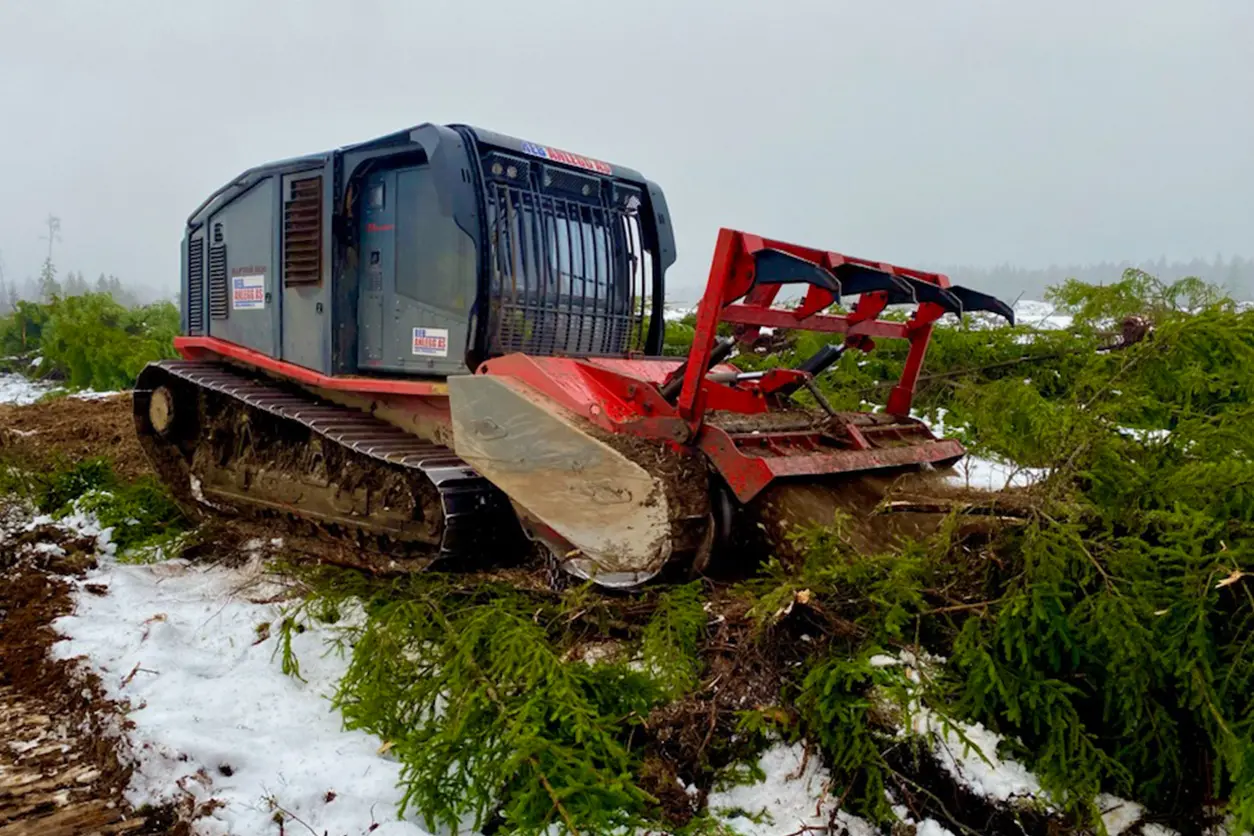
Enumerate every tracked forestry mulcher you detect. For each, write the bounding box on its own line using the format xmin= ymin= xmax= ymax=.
xmin=134 ymin=123 xmax=1014 ymax=587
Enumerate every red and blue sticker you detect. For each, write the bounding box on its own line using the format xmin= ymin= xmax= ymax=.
xmin=231 ymin=272 xmax=266 ymax=310
xmin=520 ymin=141 xmax=613 ymax=176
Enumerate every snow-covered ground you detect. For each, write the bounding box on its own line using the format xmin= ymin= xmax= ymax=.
xmin=709 ymin=736 xmax=1160 ymax=836
xmin=28 ymin=498 xmax=1044 ymax=836
xmin=49 ymin=537 xmax=897 ymax=836
xmin=34 ymin=498 xmax=1165 ymax=836
xmin=711 ymin=652 xmax=1183 ymax=836
xmin=1010 ymin=299 xmax=1073 ymax=330
xmin=946 ymin=454 xmax=1048 ymax=492
xmin=0 ymin=371 xmax=121 ymax=405
xmin=662 ymin=301 xmax=697 ymax=322
xmin=707 ymin=742 xmax=870 ymax=835
xmin=47 ymin=532 xmax=435 ymax=834
xmin=911 ymin=408 xmax=1050 ymax=492
xmin=0 ymin=371 xmax=57 ymax=405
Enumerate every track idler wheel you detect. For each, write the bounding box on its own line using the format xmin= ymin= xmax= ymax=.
xmin=147 ymin=385 xmax=177 ymax=436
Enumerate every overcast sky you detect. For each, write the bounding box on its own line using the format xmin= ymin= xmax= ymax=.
xmin=1 ymin=0 xmax=1250 ymax=301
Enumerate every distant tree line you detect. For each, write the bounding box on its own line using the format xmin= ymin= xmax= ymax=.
xmin=934 ymin=253 xmax=1254 ymax=302
xmin=0 ymin=214 xmax=167 ymax=313
xmin=0 ymin=259 xmax=146 ymax=311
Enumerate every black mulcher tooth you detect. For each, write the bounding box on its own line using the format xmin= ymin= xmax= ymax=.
xmin=947 ymin=286 xmax=1016 ymax=324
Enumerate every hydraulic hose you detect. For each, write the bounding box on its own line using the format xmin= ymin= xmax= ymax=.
xmin=660 ymin=336 xmax=736 ymax=403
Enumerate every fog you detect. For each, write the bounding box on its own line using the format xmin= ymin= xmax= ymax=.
xmin=1 ymin=0 xmax=1251 ymax=302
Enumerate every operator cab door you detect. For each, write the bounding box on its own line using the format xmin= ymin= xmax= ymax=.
xmin=357 ymin=165 xmax=474 ymax=376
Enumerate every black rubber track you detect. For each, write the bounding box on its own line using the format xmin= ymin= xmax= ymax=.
xmin=132 ymin=360 xmax=521 ymax=565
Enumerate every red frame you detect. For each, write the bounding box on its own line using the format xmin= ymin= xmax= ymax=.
xmin=700 ymin=424 xmax=963 ymax=501
xmin=676 ymin=228 xmax=950 ymax=427
xmin=174 ymin=336 xmax=448 ymax=396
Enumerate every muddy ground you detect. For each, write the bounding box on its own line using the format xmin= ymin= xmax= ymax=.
xmin=0 ymin=394 xmax=150 ymax=481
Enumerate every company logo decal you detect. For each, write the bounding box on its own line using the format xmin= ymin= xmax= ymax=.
xmin=412 ymin=327 xmax=449 ymax=357
xmin=520 ymin=141 xmax=613 ymax=175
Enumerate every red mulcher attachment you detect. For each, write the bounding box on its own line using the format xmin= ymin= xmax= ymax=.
xmin=451 ymin=228 xmax=1014 ymax=586
xmin=666 ymin=228 xmax=1015 ymax=504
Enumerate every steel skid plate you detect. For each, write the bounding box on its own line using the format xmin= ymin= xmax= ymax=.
xmin=448 ymin=374 xmax=673 ymax=587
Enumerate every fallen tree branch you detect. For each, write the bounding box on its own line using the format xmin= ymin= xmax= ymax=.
xmin=877 ymin=500 xmax=1034 ymax=520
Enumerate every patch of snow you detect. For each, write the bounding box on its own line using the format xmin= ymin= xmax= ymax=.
xmin=946 ymin=454 xmax=1048 ymax=491
xmin=50 ymin=557 xmax=438 ymax=835
xmin=877 ymin=652 xmax=1046 ymax=810
xmin=1118 ymin=426 xmax=1172 ymax=443
xmin=892 ymin=804 xmax=956 ymax=836
xmin=189 ymin=475 xmax=229 ymax=512
xmin=1204 ymin=813 xmax=1242 ymax=836
xmin=912 ymin=408 xmax=1051 ymax=492
xmin=573 ymin=639 xmax=625 ymax=665
xmin=1098 ymin=793 xmax=1146 ymax=835
xmin=708 ymin=742 xmax=852 ymax=835
xmin=0 ymin=371 xmax=121 ymax=404
xmin=1012 ymin=300 xmax=1073 ymax=331
xmin=830 ymin=811 xmax=880 ymax=836
xmin=906 ymin=708 xmax=1041 ymax=803
xmin=29 ymin=502 xmax=116 ymax=557
xmin=663 ymin=303 xmax=697 ymax=322
xmin=912 ymin=406 xmax=963 ymax=439
xmin=0 ymin=372 xmax=54 ymax=405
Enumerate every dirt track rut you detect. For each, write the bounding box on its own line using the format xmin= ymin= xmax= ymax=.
xmin=0 ymin=684 xmax=160 ymax=836
xmin=0 ymin=500 xmax=177 ymax=836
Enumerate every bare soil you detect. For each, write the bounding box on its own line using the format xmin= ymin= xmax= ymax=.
xmin=0 ymin=394 xmax=150 ymax=481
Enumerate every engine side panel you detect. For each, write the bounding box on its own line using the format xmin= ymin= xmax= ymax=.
xmin=205 ymin=178 xmax=279 ymax=358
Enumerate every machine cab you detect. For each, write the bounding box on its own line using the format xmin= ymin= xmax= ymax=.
xmin=179 ymin=123 xmax=677 ymax=379
xmin=354 ymin=126 xmax=677 ymax=376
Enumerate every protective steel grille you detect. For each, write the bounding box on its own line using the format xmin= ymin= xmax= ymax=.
xmin=484 ymin=181 xmax=651 ymax=357
xmin=283 ymin=176 xmax=322 ymax=286
xmin=208 ymin=243 xmax=228 ymax=320
xmin=187 ymin=237 xmax=205 ymax=334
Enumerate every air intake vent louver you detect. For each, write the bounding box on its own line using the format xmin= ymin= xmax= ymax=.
xmin=187 ymin=237 xmax=205 ymax=334
xmin=284 ymin=177 xmax=322 ymax=286
xmin=208 ymin=243 xmax=228 ymax=320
